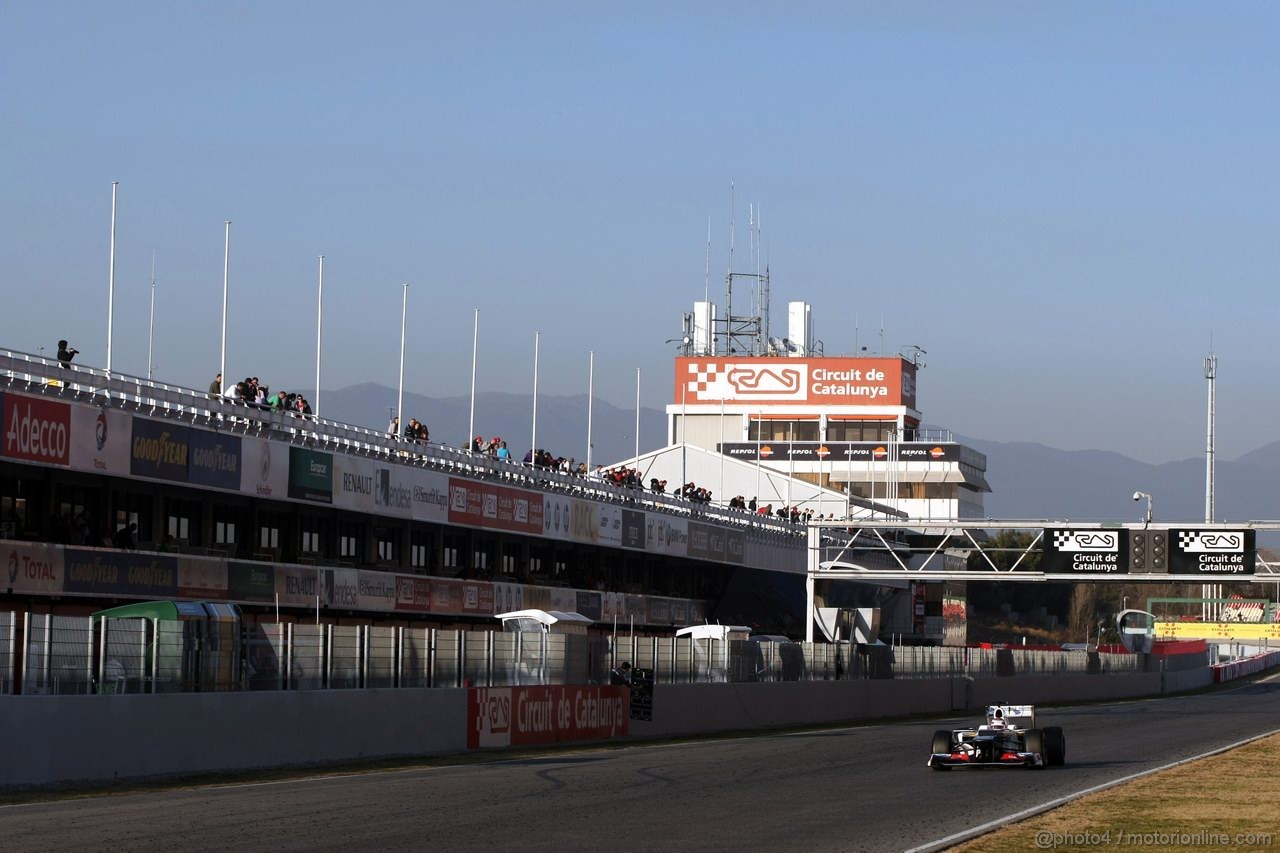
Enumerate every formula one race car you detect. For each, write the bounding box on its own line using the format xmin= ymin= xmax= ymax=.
xmin=928 ymin=705 xmax=1065 ymax=770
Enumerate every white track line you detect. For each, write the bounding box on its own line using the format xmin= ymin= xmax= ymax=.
xmin=905 ymin=726 xmax=1280 ymax=853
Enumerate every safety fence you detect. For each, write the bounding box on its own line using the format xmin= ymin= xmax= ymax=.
xmin=1 ymin=612 xmax=1151 ymax=696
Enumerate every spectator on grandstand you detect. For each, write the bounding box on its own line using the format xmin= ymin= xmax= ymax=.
xmin=57 ymin=340 xmax=79 ymax=367
xmin=388 ymin=415 xmax=399 ymax=437
xmin=497 ymin=440 xmax=511 ymax=461
xmin=208 ymin=373 xmax=222 ymax=400
xmin=749 ymin=496 xmax=757 ymax=512
xmin=112 ymin=522 xmax=137 ymax=550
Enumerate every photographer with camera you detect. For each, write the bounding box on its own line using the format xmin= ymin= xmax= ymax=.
xmin=57 ymin=339 xmax=78 ymax=367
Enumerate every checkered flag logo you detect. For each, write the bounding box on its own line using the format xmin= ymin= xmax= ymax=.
xmin=685 ymin=362 xmax=723 ymax=395
xmin=1178 ymin=531 xmax=1243 ymax=553
xmin=1052 ymin=530 xmax=1118 ymax=552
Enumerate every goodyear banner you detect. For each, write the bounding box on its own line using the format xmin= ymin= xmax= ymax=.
xmin=468 ymin=685 xmax=630 ymax=748
xmin=63 ymin=548 xmax=178 ymax=597
xmin=130 ymin=418 xmax=190 ymax=482
xmin=187 ymin=430 xmax=241 ymax=491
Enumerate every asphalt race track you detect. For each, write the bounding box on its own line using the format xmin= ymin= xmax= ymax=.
xmin=7 ymin=678 xmax=1280 ymax=853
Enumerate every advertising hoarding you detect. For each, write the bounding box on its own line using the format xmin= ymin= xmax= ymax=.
xmin=675 ymin=356 xmax=916 ymax=408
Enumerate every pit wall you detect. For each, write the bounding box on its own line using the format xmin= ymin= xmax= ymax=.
xmin=0 ymin=666 xmax=1222 ymax=789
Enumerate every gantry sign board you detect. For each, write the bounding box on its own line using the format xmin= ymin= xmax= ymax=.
xmin=812 ymin=522 xmax=1267 ymax=582
xmin=1030 ymin=527 xmax=1255 ymax=578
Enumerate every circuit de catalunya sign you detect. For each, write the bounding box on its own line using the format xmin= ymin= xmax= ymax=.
xmin=468 ymin=685 xmax=630 ymax=748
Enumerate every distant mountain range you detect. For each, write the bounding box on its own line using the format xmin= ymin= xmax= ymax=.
xmin=964 ymin=436 xmax=1280 ymax=525
xmin=301 ymin=382 xmax=667 ymax=466
xmin=304 ymin=383 xmax=1279 ymax=524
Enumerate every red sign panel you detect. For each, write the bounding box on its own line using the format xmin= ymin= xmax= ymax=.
xmin=674 ymin=356 xmax=916 ymax=409
xmin=468 ymin=685 xmax=630 ymax=748
xmin=448 ymin=478 xmax=544 ymax=534
xmin=1 ymin=393 xmax=71 ymax=465
xmin=395 ymin=576 xmax=433 ymax=613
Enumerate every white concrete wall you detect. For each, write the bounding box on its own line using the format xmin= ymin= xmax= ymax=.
xmin=0 ymin=688 xmax=467 ymax=788
xmin=0 ymin=669 xmax=1216 ymax=789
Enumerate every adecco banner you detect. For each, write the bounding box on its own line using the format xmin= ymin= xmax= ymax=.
xmin=130 ymin=417 xmax=190 ymax=482
xmin=3 ymin=541 xmax=63 ymax=594
xmin=241 ymin=438 xmax=288 ymax=500
xmin=1 ymin=392 xmax=71 ymax=466
xmin=675 ymin=356 xmax=916 ymax=408
xmin=69 ymin=404 xmax=131 ymax=475
xmin=468 ymin=685 xmax=629 ymax=749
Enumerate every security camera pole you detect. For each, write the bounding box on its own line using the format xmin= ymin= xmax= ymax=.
xmin=1133 ymin=491 xmax=1153 ymax=528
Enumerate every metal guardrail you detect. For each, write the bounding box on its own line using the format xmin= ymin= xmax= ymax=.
xmin=3 ymin=612 xmax=1146 ymax=695
xmin=0 ymin=348 xmax=823 ymax=538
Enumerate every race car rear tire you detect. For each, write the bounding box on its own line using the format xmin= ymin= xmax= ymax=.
xmin=932 ymin=730 xmax=953 ymax=755
xmin=1043 ymin=726 xmax=1066 ymax=766
xmin=1024 ymin=728 xmax=1045 ymax=767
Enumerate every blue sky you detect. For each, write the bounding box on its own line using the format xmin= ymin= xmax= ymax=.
xmin=3 ymin=2 xmax=1278 ymax=464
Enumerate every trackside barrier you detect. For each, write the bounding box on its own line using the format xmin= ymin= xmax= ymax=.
xmin=1210 ymin=650 xmax=1280 ymax=683
xmin=2 ymin=612 xmax=1155 ymax=696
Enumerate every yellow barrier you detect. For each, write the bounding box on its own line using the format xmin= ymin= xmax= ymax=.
xmin=1157 ymin=621 xmax=1280 ymax=640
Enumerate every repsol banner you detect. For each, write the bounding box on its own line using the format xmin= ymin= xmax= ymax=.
xmin=468 ymin=685 xmax=629 ymax=749
xmin=130 ymin=417 xmax=190 ymax=482
xmin=63 ymin=548 xmax=178 ymax=597
xmin=720 ymin=441 xmax=959 ymax=463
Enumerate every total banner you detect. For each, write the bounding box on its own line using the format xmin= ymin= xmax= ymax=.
xmin=69 ymin=404 xmax=131 ymax=476
xmin=468 ymin=685 xmax=630 ymax=749
xmin=3 ymin=541 xmax=63 ymax=594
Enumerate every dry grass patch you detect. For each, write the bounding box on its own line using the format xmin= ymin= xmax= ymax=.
xmin=955 ymin=733 xmax=1280 ymax=852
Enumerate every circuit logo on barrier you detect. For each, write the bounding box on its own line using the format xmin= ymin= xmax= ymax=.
xmin=1051 ymin=531 xmax=1118 ymax=551
xmin=1177 ymin=531 xmax=1244 ymax=553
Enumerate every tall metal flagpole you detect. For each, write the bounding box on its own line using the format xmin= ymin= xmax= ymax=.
xmin=315 ymin=255 xmax=324 ymax=418
xmin=468 ymin=309 xmax=479 ymax=449
xmin=586 ymin=351 xmax=594 ymax=471
xmin=397 ymin=284 xmax=407 ymax=439
xmin=147 ymin=250 xmax=156 ymax=379
xmin=634 ymin=368 xmax=641 ymax=463
xmin=106 ymin=181 xmax=119 ymax=374
xmin=220 ymin=220 xmax=230 ymax=389
xmin=531 ymin=332 xmax=541 ymax=459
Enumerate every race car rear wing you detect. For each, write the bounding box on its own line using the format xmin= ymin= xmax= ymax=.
xmin=986 ymin=704 xmax=1035 ymax=729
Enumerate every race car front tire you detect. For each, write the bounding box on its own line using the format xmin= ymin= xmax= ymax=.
xmin=1043 ymin=726 xmax=1066 ymax=766
xmin=1023 ymin=728 xmax=1046 ymax=768
xmin=932 ymin=730 xmax=953 ymax=754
